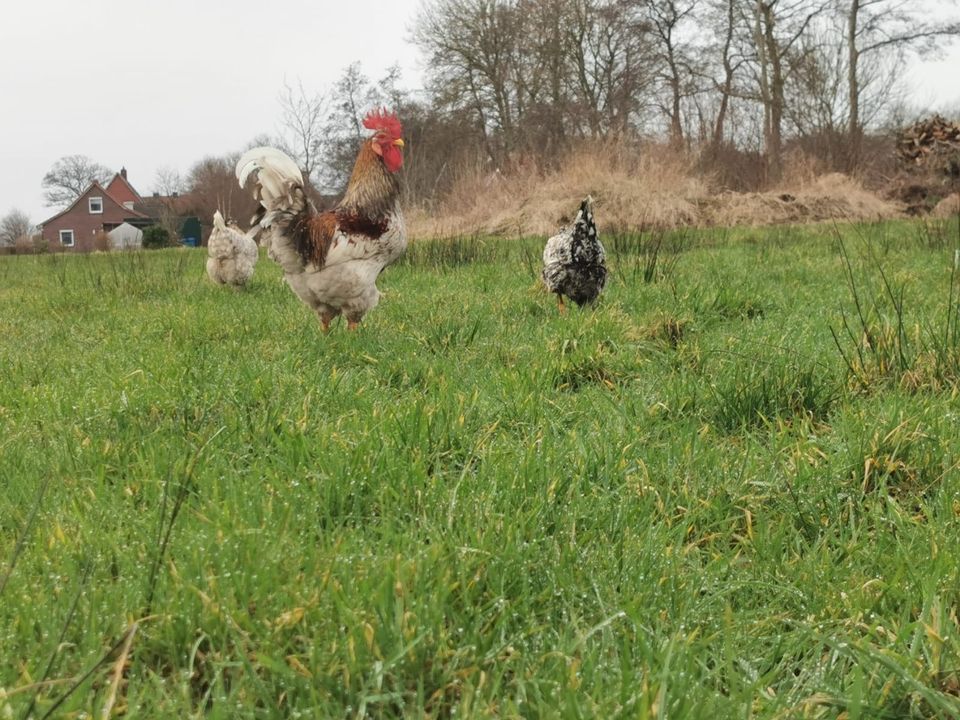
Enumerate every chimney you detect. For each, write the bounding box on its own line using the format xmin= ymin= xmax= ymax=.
xmin=120 ymin=167 xmax=127 ymax=180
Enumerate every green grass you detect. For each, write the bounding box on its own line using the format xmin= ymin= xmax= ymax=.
xmin=2 ymin=217 xmax=960 ymax=718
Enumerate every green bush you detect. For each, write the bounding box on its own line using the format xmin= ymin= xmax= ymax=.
xmin=142 ymin=225 xmax=171 ymax=249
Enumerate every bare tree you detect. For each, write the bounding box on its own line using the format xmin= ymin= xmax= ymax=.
xmin=278 ymin=79 xmax=330 ymax=183
xmin=416 ymin=0 xmax=657 ymax=162
xmin=565 ymin=0 xmax=656 ymax=137
xmin=783 ymin=21 xmax=847 ymax=139
xmin=748 ymin=0 xmax=825 ymax=181
xmin=334 ymin=63 xmax=374 ymax=145
xmin=320 ymin=63 xmax=381 ymax=189
xmin=373 ymin=0 xmax=960 ymax=198
xmin=185 ymin=154 xmax=258 ymax=236
xmin=153 ymin=166 xmax=186 ymax=196
xmin=636 ymin=0 xmax=702 ymax=145
xmin=705 ymin=0 xmax=751 ymax=148
xmin=378 ymin=64 xmax=409 ymax=117
xmin=0 ymin=209 xmax=32 ymax=247
xmin=415 ymin=0 xmax=528 ymax=164
xmin=515 ymin=0 xmax=573 ymax=152
xmin=147 ymin=167 xmax=189 ymax=241
xmin=844 ymin=0 xmax=960 ymax=167
xmin=41 ymin=155 xmax=112 ymax=207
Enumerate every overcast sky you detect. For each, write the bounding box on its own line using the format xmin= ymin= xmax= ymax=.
xmin=1 ymin=0 xmax=958 ymax=226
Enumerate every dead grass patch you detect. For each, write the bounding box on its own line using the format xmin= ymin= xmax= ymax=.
xmin=642 ymin=315 xmax=690 ymax=348
xmin=933 ymin=193 xmax=960 ymax=218
xmin=407 ymin=143 xmax=903 ymax=239
xmin=702 ymin=174 xmax=900 ymax=228
xmin=857 ymin=421 xmax=943 ymax=502
xmin=408 ymin=140 xmax=705 ymax=238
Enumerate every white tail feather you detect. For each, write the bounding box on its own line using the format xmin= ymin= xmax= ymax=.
xmin=213 ymin=210 xmax=226 ymax=232
xmin=235 ymin=146 xmax=306 ymax=217
xmin=236 ymin=146 xmax=303 ymax=188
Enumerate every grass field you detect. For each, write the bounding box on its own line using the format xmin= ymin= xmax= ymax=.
xmin=2 ymin=218 xmax=960 ymax=718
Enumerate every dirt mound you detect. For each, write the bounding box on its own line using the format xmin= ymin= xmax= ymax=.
xmin=701 ymin=173 xmax=900 ymax=227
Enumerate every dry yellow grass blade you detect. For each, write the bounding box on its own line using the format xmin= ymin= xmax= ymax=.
xmin=100 ymin=622 xmax=138 ymax=720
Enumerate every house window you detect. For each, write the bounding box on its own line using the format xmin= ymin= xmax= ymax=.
xmin=60 ymin=230 xmax=75 ymax=247
xmin=88 ymin=197 xmax=103 ymax=214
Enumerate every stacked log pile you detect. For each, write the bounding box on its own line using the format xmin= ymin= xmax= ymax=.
xmin=896 ymin=115 xmax=960 ymax=177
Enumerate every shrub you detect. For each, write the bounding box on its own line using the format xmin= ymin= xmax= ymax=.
xmin=15 ymin=234 xmax=47 ymax=255
xmin=142 ymin=225 xmax=171 ymax=249
xmin=92 ymin=230 xmax=112 ymax=252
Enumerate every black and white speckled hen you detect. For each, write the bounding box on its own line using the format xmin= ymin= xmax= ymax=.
xmin=541 ymin=196 xmax=606 ymax=312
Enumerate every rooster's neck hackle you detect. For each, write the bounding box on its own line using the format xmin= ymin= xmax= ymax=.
xmin=339 ymin=140 xmax=400 ymax=219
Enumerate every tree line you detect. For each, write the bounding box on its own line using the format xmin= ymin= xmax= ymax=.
xmin=261 ymin=0 xmax=960 ymax=203
xmin=411 ymin=0 xmax=959 ymax=181
xmin=4 ymin=0 xmax=957 ymax=248
xmin=163 ymin=0 xmax=960 ymax=226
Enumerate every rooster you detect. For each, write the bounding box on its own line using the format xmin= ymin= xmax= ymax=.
xmin=542 ymin=196 xmax=606 ymax=312
xmin=206 ymin=210 xmax=258 ymax=286
xmin=236 ymin=109 xmax=406 ymax=331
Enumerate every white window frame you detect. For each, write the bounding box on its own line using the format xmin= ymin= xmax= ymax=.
xmin=60 ymin=229 xmax=75 ymax=247
xmin=88 ymin=196 xmax=103 ymax=214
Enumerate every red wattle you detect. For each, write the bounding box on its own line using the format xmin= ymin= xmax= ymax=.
xmin=382 ymin=146 xmax=404 ymax=173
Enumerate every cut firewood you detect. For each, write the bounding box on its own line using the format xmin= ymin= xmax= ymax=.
xmin=896 ymin=115 xmax=960 ymax=177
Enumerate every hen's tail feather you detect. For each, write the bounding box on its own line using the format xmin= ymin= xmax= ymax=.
xmin=575 ymin=195 xmax=596 ymax=236
xmin=208 ymin=211 xmax=233 ymax=260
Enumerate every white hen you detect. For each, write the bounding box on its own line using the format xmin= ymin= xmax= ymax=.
xmin=206 ymin=210 xmax=258 ymax=287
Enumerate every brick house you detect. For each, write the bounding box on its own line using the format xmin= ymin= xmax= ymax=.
xmin=39 ymin=168 xmax=162 ymax=251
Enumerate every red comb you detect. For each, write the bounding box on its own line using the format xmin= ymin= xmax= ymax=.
xmin=363 ymin=108 xmax=403 ymax=140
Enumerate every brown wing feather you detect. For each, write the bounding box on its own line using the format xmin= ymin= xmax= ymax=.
xmin=294 ymin=209 xmax=391 ymax=269
xmin=297 ymin=211 xmax=338 ymax=267
xmin=335 ymin=210 xmax=389 ymax=239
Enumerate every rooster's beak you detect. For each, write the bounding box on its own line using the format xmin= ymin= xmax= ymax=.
xmin=393 ymin=139 xmax=405 ymax=148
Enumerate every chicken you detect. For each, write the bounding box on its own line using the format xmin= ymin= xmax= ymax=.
xmin=235 ymin=109 xmax=406 ymax=331
xmin=542 ymin=196 xmax=607 ymax=312
xmin=206 ymin=210 xmax=259 ymax=286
